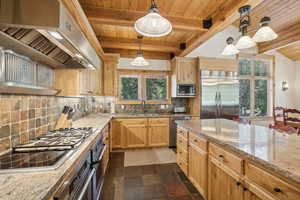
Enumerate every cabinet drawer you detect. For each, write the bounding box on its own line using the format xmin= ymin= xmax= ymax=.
xmin=177 ymin=127 xmax=188 ymax=138
xmin=177 ymin=156 xmax=188 ymax=176
xmin=245 ymin=163 xmax=300 ymax=200
xmin=149 ymin=118 xmax=169 ymax=124
xmin=209 ymin=143 xmax=243 ymax=174
xmin=189 ymin=133 xmax=207 ymax=152
xmin=177 ymin=135 xmax=188 ymax=150
xmin=177 ymin=147 xmax=188 ymax=162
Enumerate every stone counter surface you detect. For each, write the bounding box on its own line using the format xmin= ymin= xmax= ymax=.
xmin=176 ymin=119 xmax=300 ymax=185
xmin=0 ymin=114 xmax=112 ymax=200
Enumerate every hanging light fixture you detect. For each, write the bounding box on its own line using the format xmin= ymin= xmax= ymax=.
xmin=131 ymin=36 xmax=149 ymax=66
xmin=134 ymin=0 xmax=172 ymax=37
xmin=253 ymin=16 xmax=278 ymax=42
xmin=222 ymin=5 xmax=278 ymax=55
xmin=222 ymin=37 xmax=239 ymax=55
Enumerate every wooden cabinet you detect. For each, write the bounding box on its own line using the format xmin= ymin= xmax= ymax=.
xmin=55 ymin=69 xmax=101 ymax=96
xmin=189 ymin=143 xmax=208 ymax=198
xmin=111 ymin=118 xmax=169 ymax=149
xmin=103 ymin=54 xmax=119 ymax=96
xmin=208 ymin=157 xmax=243 ymax=200
xmin=122 ymin=118 xmax=148 ymax=148
xmin=244 ymin=190 xmax=263 ymax=200
xmin=111 ymin=119 xmax=123 ymax=149
xmin=148 ymin=118 xmax=169 ymax=147
xmin=177 ymin=127 xmax=189 ymax=176
xmin=173 ymin=57 xmax=197 ymax=84
xmin=102 ymin=125 xmax=110 ymax=174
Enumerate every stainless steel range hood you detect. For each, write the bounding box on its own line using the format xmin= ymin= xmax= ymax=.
xmin=0 ymin=0 xmax=102 ymax=69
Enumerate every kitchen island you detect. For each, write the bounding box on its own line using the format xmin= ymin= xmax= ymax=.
xmin=176 ymin=119 xmax=300 ymax=200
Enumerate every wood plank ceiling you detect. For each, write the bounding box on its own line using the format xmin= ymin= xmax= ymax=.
xmin=244 ymin=0 xmax=300 ymax=60
xmin=78 ymin=0 xmax=248 ymax=59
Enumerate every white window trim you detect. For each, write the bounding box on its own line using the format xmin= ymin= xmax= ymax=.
xmin=239 ymin=57 xmax=273 ymax=117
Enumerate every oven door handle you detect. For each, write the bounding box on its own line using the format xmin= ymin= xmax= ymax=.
xmin=91 ymin=144 xmax=107 ymax=166
xmin=77 ymin=168 xmax=96 ymax=200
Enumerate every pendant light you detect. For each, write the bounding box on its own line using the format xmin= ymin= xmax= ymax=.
xmin=253 ymin=16 xmax=278 ymax=42
xmin=131 ymin=36 xmax=149 ymax=66
xmin=134 ymin=0 xmax=172 ymax=37
xmin=222 ymin=37 xmax=240 ymax=55
xmin=222 ymin=5 xmax=278 ymax=55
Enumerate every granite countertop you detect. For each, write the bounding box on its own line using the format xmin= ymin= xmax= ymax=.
xmin=0 ymin=113 xmax=112 ymax=200
xmin=112 ymin=113 xmax=200 ymax=118
xmin=176 ymin=119 xmax=300 ymax=185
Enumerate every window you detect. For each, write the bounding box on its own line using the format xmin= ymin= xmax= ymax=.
xmin=238 ymin=56 xmax=273 ymax=117
xmin=118 ymin=73 xmax=169 ymax=103
xmin=119 ymin=75 xmax=140 ymax=101
xmin=145 ymin=75 xmax=168 ymax=101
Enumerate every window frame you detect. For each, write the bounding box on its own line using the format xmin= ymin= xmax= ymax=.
xmin=238 ymin=53 xmax=275 ymax=118
xmin=116 ymin=71 xmax=171 ymax=105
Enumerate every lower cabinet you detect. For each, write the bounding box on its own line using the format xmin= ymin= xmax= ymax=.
xmin=122 ymin=119 xmax=148 ymax=148
xmin=189 ymin=143 xmax=207 ymax=199
xmin=148 ymin=118 xmax=170 ymax=147
xmin=111 ymin=118 xmax=170 ymax=149
xmin=244 ymin=190 xmax=263 ymax=200
xmin=102 ymin=125 xmax=110 ymax=174
xmin=208 ymin=157 xmax=243 ymax=200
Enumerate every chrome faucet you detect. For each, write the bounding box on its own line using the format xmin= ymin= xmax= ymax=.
xmin=141 ymin=100 xmax=146 ymax=113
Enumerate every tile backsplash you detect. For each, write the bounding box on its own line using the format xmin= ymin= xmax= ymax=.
xmin=115 ymin=98 xmax=188 ymax=114
xmin=0 ymin=95 xmax=114 ymax=153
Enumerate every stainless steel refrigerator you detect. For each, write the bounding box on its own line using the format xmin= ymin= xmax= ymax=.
xmin=200 ymin=70 xmax=239 ymax=119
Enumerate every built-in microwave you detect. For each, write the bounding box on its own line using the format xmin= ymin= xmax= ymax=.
xmin=177 ymin=84 xmax=196 ymax=96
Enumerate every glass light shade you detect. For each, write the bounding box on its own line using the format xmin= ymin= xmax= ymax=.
xmin=131 ymin=54 xmax=149 ymax=66
xmin=253 ymin=26 xmax=278 ymax=42
xmin=222 ymin=44 xmax=239 ymax=55
xmin=236 ymin=35 xmax=256 ymax=49
xmin=134 ymin=12 xmax=172 ymax=37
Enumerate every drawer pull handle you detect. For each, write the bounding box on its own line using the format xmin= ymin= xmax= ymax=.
xmin=236 ymin=182 xmax=241 ymax=186
xmin=243 ymin=187 xmax=248 ymax=191
xmin=179 ymin=151 xmax=182 ymax=154
xmin=274 ymin=187 xmax=282 ymax=193
xmin=193 ymin=139 xmax=198 ymax=142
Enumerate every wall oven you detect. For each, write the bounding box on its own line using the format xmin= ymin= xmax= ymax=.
xmin=53 ymin=152 xmax=94 ymax=200
xmin=91 ymin=135 xmax=106 ymax=200
xmin=54 ymin=134 xmax=106 ymax=200
xmin=177 ymin=84 xmax=196 ymax=97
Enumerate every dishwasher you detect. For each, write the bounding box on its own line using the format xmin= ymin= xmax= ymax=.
xmin=170 ymin=116 xmax=192 ymax=147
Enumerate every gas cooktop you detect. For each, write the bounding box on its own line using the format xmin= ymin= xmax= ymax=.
xmin=0 ymin=127 xmax=94 ymax=173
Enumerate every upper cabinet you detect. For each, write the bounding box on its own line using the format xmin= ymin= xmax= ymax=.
xmin=103 ymin=54 xmax=119 ymax=96
xmin=172 ymin=57 xmax=198 ymax=84
xmin=55 ymin=69 xmax=102 ymax=96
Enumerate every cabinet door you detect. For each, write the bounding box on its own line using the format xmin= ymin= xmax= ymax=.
xmin=111 ymin=119 xmax=122 ymax=149
xmin=189 ymin=144 xmax=208 ymax=198
xmin=244 ymin=190 xmax=263 ymax=200
xmin=208 ymin=158 xmax=243 ymax=200
xmin=148 ymin=118 xmax=169 ymax=147
xmin=177 ymin=59 xmax=196 ymax=84
xmin=79 ymin=70 xmax=91 ymax=95
xmin=123 ymin=119 xmax=148 ymax=148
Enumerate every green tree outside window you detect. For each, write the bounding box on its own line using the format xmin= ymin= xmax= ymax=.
xmin=146 ymin=78 xmax=167 ymax=101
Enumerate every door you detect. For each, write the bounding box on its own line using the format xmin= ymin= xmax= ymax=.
xmin=148 ymin=118 xmax=169 ymax=147
xmin=189 ymin=143 xmax=208 ymax=199
xmin=244 ymin=190 xmax=263 ymax=200
xmin=201 ymin=78 xmax=219 ymax=119
xmin=123 ymin=119 xmax=148 ymax=148
xmin=111 ymin=119 xmax=122 ymax=149
xmin=218 ymin=79 xmax=240 ymax=120
xmin=208 ymin=158 xmax=243 ymax=200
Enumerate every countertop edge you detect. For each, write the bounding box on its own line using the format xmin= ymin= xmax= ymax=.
xmin=176 ymin=120 xmax=300 ymax=186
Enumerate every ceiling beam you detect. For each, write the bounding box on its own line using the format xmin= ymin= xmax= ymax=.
xmin=258 ymin=22 xmax=300 ymax=53
xmin=81 ymin=6 xmax=208 ymax=33
xmin=103 ymin=48 xmax=171 ymax=60
xmin=99 ymin=37 xmax=179 ymax=53
xmin=179 ymin=0 xmax=266 ymax=56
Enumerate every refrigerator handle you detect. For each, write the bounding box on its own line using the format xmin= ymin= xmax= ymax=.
xmin=219 ymin=92 xmax=222 ymax=117
xmin=215 ymin=92 xmax=219 ymax=117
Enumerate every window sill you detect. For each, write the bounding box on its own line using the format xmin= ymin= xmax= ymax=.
xmin=116 ymin=99 xmax=171 ymax=105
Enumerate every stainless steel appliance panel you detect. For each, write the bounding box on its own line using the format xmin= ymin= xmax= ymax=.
xmin=201 ymin=78 xmax=219 ymax=119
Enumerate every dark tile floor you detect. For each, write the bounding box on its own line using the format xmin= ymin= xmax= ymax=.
xmin=101 ymin=152 xmax=205 ymax=200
